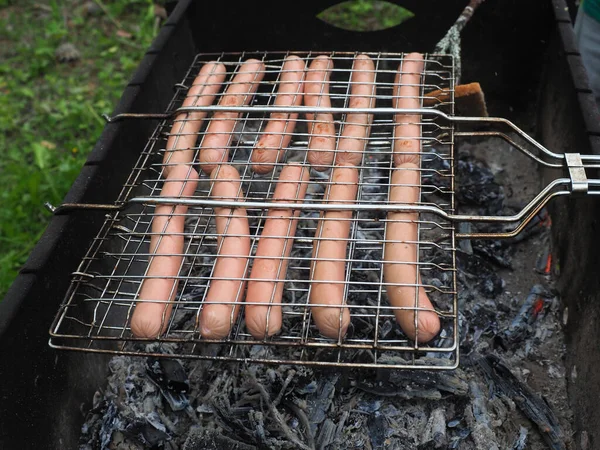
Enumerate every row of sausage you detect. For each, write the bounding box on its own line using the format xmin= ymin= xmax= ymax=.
xmin=129 ymin=52 xmax=441 ymax=344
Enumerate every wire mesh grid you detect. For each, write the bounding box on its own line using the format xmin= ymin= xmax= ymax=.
xmin=49 ymin=51 xmax=458 ymax=369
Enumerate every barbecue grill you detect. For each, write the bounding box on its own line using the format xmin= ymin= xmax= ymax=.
xmin=2 ymin=0 xmax=600 ymax=449
xmin=46 ymin=50 xmax=600 ymax=373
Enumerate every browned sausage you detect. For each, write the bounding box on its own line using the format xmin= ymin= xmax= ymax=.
xmin=245 ymin=163 xmax=310 ymax=338
xmin=251 ymin=56 xmax=306 ymax=174
xmin=304 ymin=55 xmax=336 ymax=171
xmin=384 ymin=52 xmax=441 ymax=343
xmin=199 ymin=165 xmax=251 ymax=339
xmin=130 ymin=165 xmax=199 ymax=338
xmin=163 ymin=62 xmax=227 ymax=176
xmin=309 ymin=165 xmax=357 ymax=339
xmin=334 ymin=54 xmax=376 ymax=166
xmin=198 ymin=59 xmax=266 ymax=174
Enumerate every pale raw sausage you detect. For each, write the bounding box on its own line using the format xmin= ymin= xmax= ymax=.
xmin=199 ymin=164 xmax=251 ymax=339
xmin=309 ymin=165 xmax=357 ymax=339
xmin=163 ymin=62 xmax=226 ymax=176
xmin=245 ymin=164 xmax=310 ymax=338
xmin=304 ymin=55 xmax=336 ymax=171
xmin=334 ymin=54 xmax=376 ymax=166
xmin=199 ymin=59 xmax=266 ymax=174
xmin=384 ymin=52 xmax=441 ymax=343
xmin=251 ymin=56 xmax=306 ymax=174
xmin=130 ymin=165 xmax=199 ymax=338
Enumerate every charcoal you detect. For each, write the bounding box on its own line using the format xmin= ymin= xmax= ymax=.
xmin=502 ymin=285 xmax=554 ymax=345
xmin=355 ymin=380 xmax=442 ymax=400
xmin=534 ymin=240 xmax=553 ymax=275
xmin=98 ymin=401 xmax=120 ymax=450
xmin=471 ymin=239 xmax=513 ymax=269
xmin=182 ymin=425 xmax=257 ymax=450
xmin=146 ymin=358 xmax=190 ymax=412
xmin=447 ymin=418 xmax=461 ymax=428
xmin=475 ymin=354 xmax=566 ymax=450
xmin=355 ymin=365 xmax=468 ymax=400
xmin=456 ymin=156 xmax=504 ymax=213
xmin=457 ymin=252 xmax=505 ymax=298
xmin=388 ymin=368 xmax=469 ymax=397
xmin=357 ymin=398 xmax=382 ymax=414
xmin=316 ymin=418 xmax=336 ymax=450
xmin=421 ymin=408 xmax=447 ymax=448
xmin=465 ymin=381 xmax=501 ymax=450
xmin=80 ymin=135 xmax=575 ymax=450
xmin=178 ymin=286 xmax=205 ymax=302
xmin=367 ymin=411 xmax=388 ymax=449
xmin=423 ymin=150 xmax=452 ymax=192
xmin=307 ymin=375 xmax=339 ymax=435
xmin=122 ymin=416 xmax=170 ymax=448
xmin=512 ymin=426 xmax=529 ymax=450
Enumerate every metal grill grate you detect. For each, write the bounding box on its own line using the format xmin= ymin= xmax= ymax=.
xmin=48 ymin=51 xmax=459 ymax=369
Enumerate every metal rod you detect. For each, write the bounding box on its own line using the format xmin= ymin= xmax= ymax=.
xmin=103 ymin=105 xmax=600 ymax=164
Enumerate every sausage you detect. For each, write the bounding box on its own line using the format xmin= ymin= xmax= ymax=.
xmin=308 ymin=165 xmax=357 ymax=339
xmin=383 ymin=167 xmax=440 ymax=343
xmin=334 ymin=54 xmax=376 ymax=166
xmin=198 ymin=59 xmax=266 ymax=174
xmin=384 ymin=52 xmax=441 ymax=343
xmin=392 ymin=52 xmax=424 ymax=167
xmin=130 ymin=165 xmax=199 ymax=338
xmin=199 ymin=165 xmax=251 ymax=339
xmin=162 ymin=62 xmax=227 ymax=176
xmin=304 ymin=55 xmax=336 ymax=171
xmin=251 ymin=56 xmax=306 ymax=174
xmin=245 ymin=164 xmax=310 ymax=338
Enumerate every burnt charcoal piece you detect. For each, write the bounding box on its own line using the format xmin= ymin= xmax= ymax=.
xmin=147 ymin=358 xmax=189 ymax=393
xmin=512 ymin=426 xmax=529 ymax=450
xmin=456 ymin=156 xmax=504 ymax=213
xmin=462 ymin=301 xmax=501 ymax=345
xmin=179 ymin=286 xmax=205 ymax=302
xmin=471 ymin=239 xmax=513 ymax=269
xmin=389 ymin=368 xmax=469 ymax=397
xmin=502 ymin=284 xmax=554 ymax=345
xmin=367 ymin=411 xmax=387 ymax=449
xmin=356 ymin=366 xmax=468 ymax=400
xmin=475 ymin=354 xmax=566 ymax=450
xmin=307 ymin=375 xmax=339 ymax=436
xmin=420 ymin=408 xmax=447 ymax=449
xmin=211 ymin=397 xmax=258 ymax=445
xmin=457 ymin=252 xmax=505 ymax=299
xmin=183 ymin=425 xmax=257 ymax=450
xmin=146 ymin=358 xmax=190 ymax=411
xmin=123 ymin=416 xmax=171 ymax=448
xmin=98 ymin=401 xmax=119 ymax=450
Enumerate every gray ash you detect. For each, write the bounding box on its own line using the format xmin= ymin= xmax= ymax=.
xmin=79 ymin=139 xmax=574 ymax=449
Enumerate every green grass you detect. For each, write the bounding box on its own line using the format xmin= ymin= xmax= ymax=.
xmin=318 ymin=0 xmax=414 ymax=32
xmin=0 ymin=0 xmax=403 ymax=301
xmin=0 ymin=0 xmax=156 ymax=299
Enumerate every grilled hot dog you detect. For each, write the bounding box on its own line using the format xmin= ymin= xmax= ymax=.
xmin=384 ymin=52 xmax=441 ymax=343
xmin=251 ymin=56 xmax=306 ymax=174
xmin=199 ymin=59 xmax=266 ymax=174
xmin=130 ymin=165 xmax=199 ymax=338
xmin=245 ymin=164 xmax=310 ymax=338
xmin=199 ymin=165 xmax=251 ymax=339
xmin=163 ymin=62 xmax=226 ymax=176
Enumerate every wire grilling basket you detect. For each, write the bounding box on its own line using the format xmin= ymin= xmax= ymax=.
xmin=48 ymin=51 xmax=600 ymax=370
